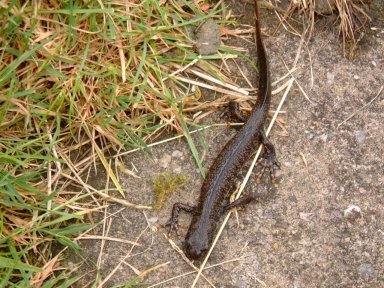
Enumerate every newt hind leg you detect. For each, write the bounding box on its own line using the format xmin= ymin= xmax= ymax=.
xmin=227 ymin=101 xmax=248 ymax=123
xmin=220 ymin=192 xmax=268 ymax=215
xmin=256 ymin=131 xmax=280 ymax=185
xmin=165 ymin=203 xmax=197 ymax=237
xmin=223 ymin=101 xmax=249 ymax=130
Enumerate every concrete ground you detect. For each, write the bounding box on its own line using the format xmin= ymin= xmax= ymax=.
xmin=71 ymin=1 xmax=384 ymax=287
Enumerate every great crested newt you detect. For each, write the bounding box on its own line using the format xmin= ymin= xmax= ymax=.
xmin=166 ymin=0 xmax=279 ymax=260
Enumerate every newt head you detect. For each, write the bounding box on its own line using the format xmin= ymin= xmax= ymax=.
xmin=185 ymin=239 xmax=208 ymax=260
xmin=184 ymin=217 xmax=215 ymax=260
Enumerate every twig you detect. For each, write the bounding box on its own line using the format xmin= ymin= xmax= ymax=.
xmin=95 ymin=190 xmax=152 ymax=210
xmin=97 ymin=220 xmax=150 ymax=287
xmin=113 ymin=123 xmax=244 ymax=158
xmin=174 ymin=75 xmax=250 ymax=98
xmin=189 ymin=68 xmax=249 ymax=95
xmin=47 ymin=129 xmax=61 ymax=210
xmin=337 ymin=85 xmax=383 ymax=128
xmin=148 ymin=254 xmax=252 ymax=288
xmin=76 ymin=235 xmax=142 ymax=246
xmin=166 ymin=235 xmax=216 ymax=287
xmin=272 ymin=66 xmax=298 ymax=86
xmin=162 ymin=56 xmax=201 ymax=82
xmin=281 ymin=60 xmax=314 ymax=104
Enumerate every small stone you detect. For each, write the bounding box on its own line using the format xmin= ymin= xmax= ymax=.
xmin=344 ymin=237 xmax=350 ymax=243
xmin=172 ymin=165 xmax=182 ymax=174
xmin=330 ymin=210 xmax=343 ymax=223
xmin=289 ymin=195 xmax=298 ymax=203
xmin=320 ymin=133 xmax=328 ymax=142
xmin=195 ymin=19 xmax=221 ymax=55
xmin=354 ymin=75 xmax=360 ymax=80
xmin=371 ymin=61 xmax=377 ymax=67
xmin=172 ymin=150 xmax=183 ymax=158
xmin=158 ymin=153 xmax=172 ymax=168
xmin=273 ymin=242 xmax=280 ymax=251
xmin=293 ymin=280 xmax=304 ymax=288
xmin=357 ymin=263 xmax=376 ymax=279
xmin=299 ymin=238 xmax=311 ymax=247
xmin=147 ymin=217 xmax=158 ymax=225
xmin=234 ymin=280 xmax=247 ymax=288
xmin=326 ymin=72 xmax=335 ymax=84
xmin=354 ymin=130 xmax=367 ymax=144
xmin=344 ymin=205 xmax=362 ymax=222
xmin=299 ymin=212 xmax=313 ymax=221
xmin=284 ymin=161 xmax=293 ymax=167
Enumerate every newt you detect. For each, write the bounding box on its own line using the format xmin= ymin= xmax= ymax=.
xmin=166 ymin=0 xmax=279 ymax=260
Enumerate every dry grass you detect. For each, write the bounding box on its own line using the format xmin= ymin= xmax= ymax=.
xmin=278 ymin=0 xmax=370 ymax=54
xmin=0 ymin=0 xmax=254 ymax=286
xmin=2 ymin=0 xmax=371 ymax=286
xmin=334 ymin=0 xmax=370 ymax=53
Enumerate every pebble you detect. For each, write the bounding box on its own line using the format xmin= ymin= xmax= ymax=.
xmin=330 ymin=210 xmax=343 ymax=223
xmin=320 ymin=133 xmax=328 ymax=142
xmin=234 ymin=280 xmax=248 ymax=288
xmin=344 ymin=205 xmax=362 ymax=222
xmin=158 ymin=153 xmax=172 ymax=168
xmin=172 ymin=150 xmax=183 ymax=158
xmin=357 ymin=263 xmax=376 ymax=279
xmin=284 ymin=161 xmax=293 ymax=167
xmin=354 ymin=130 xmax=367 ymax=144
xmin=172 ymin=164 xmax=182 ymax=174
xmin=326 ymin=72 xmax=335 ymax=84
xmin=293 ymin=280 xmax=305 ymax=288
xmin=195 ymin=19 xmax=221 ymax=55
xmin=299 ymin=212 xmax=313 ymax=221
xmin=289 ymin=195 xmax=298 ymax=203
xmin=147 ymin=217 xmax=158 ymax=225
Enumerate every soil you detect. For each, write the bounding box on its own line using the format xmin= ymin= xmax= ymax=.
xmin=69 ymin=1 xmax=384 ymax=287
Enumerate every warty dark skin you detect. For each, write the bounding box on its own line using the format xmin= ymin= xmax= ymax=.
xmin=167 ymin=0 xmax=279 ymax=260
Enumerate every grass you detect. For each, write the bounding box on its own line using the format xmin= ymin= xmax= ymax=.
xmin=0 ymin=0 xmax=244 ymax=286
xmin=279 ymin=0 xmax=370 ymax=56
xmin=1 ymin=0 xmax=370 ymax=286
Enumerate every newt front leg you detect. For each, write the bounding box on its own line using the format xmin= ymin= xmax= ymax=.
xmin=165 ymin=203 xmax=197 ymax=237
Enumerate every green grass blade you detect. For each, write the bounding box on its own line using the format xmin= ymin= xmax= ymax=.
xmin=0 ymin=256 xmax=43 ymax=273
xmin=0 ymin=34 xmax=57 ymax=87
